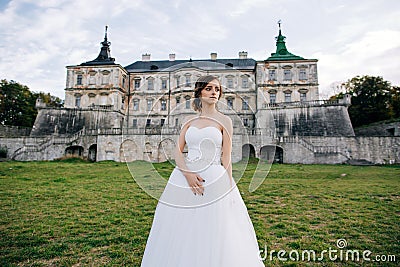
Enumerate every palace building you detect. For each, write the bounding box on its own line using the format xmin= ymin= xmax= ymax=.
xmin=3 ymin=26 xmax=399 ymax=165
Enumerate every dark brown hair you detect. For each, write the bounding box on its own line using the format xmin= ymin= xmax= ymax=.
xmin=192 ymin=75 xmax=222 ymax=111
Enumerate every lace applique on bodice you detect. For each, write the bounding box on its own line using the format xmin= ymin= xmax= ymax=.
xmin=185 ymin=126 xmax=222 ymax=169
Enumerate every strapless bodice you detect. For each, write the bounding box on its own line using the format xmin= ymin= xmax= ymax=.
xmin=185 ymin=126 xmax=222 ymax=168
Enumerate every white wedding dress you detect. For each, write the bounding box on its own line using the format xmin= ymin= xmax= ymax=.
xmin=141 ymin=126 xmax=264 ymax=266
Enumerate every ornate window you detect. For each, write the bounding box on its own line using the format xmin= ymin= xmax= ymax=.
xmin=160 ymin=99 xmax=167 ymax=111
xmin=268 ymin=70 xmax=276 ymax=81
xmin=185 ymin=96 xmax=191 ymax=109
xmin=299 ymin=69 xmax=307 ymax=80
xmin=242 ymin=97 xmax=249 ymax=110
xmin=89 ymin=70 xmax=96 ymax=85
xmin=147 ymin=99 xmax=153 ymax=111
xmin=132 ymin=119 xmax=137 ymax=128
xmin=147 ymin=78 xmax=154 ymax=90
xmin=298 ymin=88 xmax=308 ymax=102
xmin=77 ymin=74 xmax=83 ymax=85
xmin=284 ymin=91 xmax=292 ymax=102
xmin=185 ymin=75 xmax=191 ymax=87
xmin=101 ymin=70 xmax=110 ymax=84
xmin=284 ymin=70 xmax=292 ymax=81
xmin=227 ymin=77 xmax=234 ymax=89
xmin=147 ymin=79 xmax=154 ymax=90
xmin=133 ymin=99 xmax=139 ymax=111
xmin=161 ymin=79 xmax=167 ymax=90
xmin=300 ymin=93 xmax=307 ymax=102
xmin=269 ymin=93 xmax=276 ymax=104
xmin=75 ymin=94 xmax=81 ymax=108
xmin=134 ymin=78 xmax=141 ymax=89
xmin=241 ymin=76 xmax=249 ymax=88
xmin=227 ymin=97 xmax=234 ymax=109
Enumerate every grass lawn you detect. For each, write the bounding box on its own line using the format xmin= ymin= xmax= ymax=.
xmin=0 ymin=159 xmax=399 ymax=266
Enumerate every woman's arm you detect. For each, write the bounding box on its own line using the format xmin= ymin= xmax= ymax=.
xmin=221 ymin=116 xmax=234 ymax=188
xmin=174 ymin=116 xmax=205 ymax=195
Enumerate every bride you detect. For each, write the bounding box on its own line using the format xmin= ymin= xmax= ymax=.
xmin=141 ymin=75 xmax=264 ymax=266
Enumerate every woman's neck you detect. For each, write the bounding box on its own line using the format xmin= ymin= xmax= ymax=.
xmin=199 ymin=103 xmax=218 ymax=116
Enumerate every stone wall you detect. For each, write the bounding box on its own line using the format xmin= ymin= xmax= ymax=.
xmin=2 ymin=132 xmax=399 ymax=165
xmin=265 ymin=104 xmax=354 ymax=136
xmin=30 ymin=107 xmax=125 ymax=137
xmin=0 ymin=125 xmax=31 ymax=137
xmin=281 ymin=136 xmax=400 ymax=164
xmin=354 ymin=121 xmax=400 ymax=137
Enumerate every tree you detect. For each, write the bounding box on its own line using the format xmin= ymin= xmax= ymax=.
xmin=343 ymin=75 xmax=393 ymax=127
xmin=390 ymin=86 xmax=400 ymax=118
xmin=0 ymin=79 xmax=63 ymax=127
xmin=34 ymin=92 xmax=63 ymax=108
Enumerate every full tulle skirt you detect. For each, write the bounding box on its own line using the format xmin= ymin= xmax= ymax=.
xmin=140 ymin=165 xmax=264 ymax=267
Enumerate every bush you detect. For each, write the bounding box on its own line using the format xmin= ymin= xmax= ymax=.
xmin=0 ymin=146 xmax=8 ymax=158
xmin=53 ymin=154 xmax=89 ymax=163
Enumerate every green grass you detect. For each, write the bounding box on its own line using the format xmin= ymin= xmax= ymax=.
xmin=1 ymin=160 xmax=399 ymax=266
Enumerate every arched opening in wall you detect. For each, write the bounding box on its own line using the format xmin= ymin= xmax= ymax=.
xmin=65 ymin=146 xmax=84 ymax=157
xmin=88 ymin=144 xmax=97 ymax=162
xmin=260 ymin=145 xmax=276 ymax=163
xmin=158 ymin=138 xmax=175 ymax=162
xmin=242 ymin=144 xmax=255 ymax=158
xmin=120 ymin=139 xmax=139 ymax=162
xmin=274 ymin=146 xmax=284 ymax=163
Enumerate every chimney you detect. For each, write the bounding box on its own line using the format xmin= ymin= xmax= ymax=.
xmin=142 ymin=53 xmax=151 ymax=62
xmin=239 ymin=51 xmax=248 ymax=59
xmin=169 ymin=53 xmax=176 ymax=61
xmin=210 ymin=52 xmax=217 ymax=60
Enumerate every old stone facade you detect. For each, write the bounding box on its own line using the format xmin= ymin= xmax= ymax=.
xmin=1 ymin=26 xmax=399 ymax=164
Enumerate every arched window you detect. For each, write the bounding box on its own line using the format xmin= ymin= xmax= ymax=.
xmin=133 ymin=99 xmax=139 ymax=111
xmin=147 ymin=99 xmax=153 ymax=111
xmin=75 ymin=94 xmax=81 ymax=108
xmin=284 ymin=91 xmax=292 ymax=102
xmin=160 ymin=99 xmax=167 ymax=111
xmin=77 ymin=74 xmax=83 ymax=85
xmin=147 ymin=77 xmax=154 ymax=90
xmin=185 ymin=96 xmax=191 ymax=109
xmin=242 ymin=97 xmax=249 ymax=110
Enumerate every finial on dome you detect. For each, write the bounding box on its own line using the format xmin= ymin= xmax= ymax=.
xmin=104 ymin=25 xmax=108 ymax=41
xmin=277 ymin=19 xmax=282 ymax=36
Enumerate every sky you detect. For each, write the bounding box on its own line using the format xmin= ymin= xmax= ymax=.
xmin=0 ymin=0 xmax=399 ymax=100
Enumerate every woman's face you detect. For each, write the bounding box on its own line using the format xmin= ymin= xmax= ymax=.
xmin=200 ymin=79 xmax=221 ymax=104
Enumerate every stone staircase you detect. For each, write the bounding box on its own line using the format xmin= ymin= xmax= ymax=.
xmin=11 ymin=128 xmax=86 ymax=160
xmin=279 ymin=136 xmax=346 ymax=156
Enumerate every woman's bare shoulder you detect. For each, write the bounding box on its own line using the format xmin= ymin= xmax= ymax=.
xmin=216 ymin=112 xmax=232 ymax=130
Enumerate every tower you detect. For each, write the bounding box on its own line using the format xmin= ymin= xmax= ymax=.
xmin=256 ymin=22 xmax=319 ymax=107
xmin=64 ymin=26 xmax=128 ymax=111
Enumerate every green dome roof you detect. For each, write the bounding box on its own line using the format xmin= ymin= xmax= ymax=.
xmin=266 ymin=26 xmax=304 ymax=61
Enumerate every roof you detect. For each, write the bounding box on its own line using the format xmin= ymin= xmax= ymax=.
xmin=125 ymin=58 xmax=257 ymax=73
xmin=266 ymin=28 xmax=305 ymax=61
xmin=80 ymin=26 xmax=116 ymax=66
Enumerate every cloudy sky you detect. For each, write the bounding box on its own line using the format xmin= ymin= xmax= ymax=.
xmin=1 ymin=0 xmax=399 ymax=99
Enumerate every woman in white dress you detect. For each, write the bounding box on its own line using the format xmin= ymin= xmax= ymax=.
xmin=141 ymin=75 xmax=264 ymax=267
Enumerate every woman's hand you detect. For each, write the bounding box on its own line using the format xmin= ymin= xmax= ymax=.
xmin=184 ymin=172 xmax=205 ymax=195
